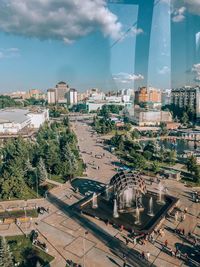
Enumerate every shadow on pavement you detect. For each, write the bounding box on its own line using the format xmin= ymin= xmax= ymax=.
xmin=46 ymin=191 xmax=153 ymax=267
xmin=71 ymin=178 xmax=105 ymax=195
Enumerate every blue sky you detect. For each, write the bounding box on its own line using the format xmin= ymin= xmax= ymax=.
xmin=0 ymin=0 xmax=199 ymax=93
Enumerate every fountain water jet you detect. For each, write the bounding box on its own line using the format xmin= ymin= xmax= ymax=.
xmin=135 ymin=207 xmax=141 ymax=225
xmin=123 ymin=187 xmax=134 ymax=208
xmin=113 ymin=199 xmax=119 ymax=218
xmin=147 ymin=197 xmax=154 ymax=216
xmin=105 ymin=185 xmax=110 ymax=201
xmin=92 ymin=192 xmax=98 ymax=209
xmin=157 ymin=183 xmax=165 ymax=204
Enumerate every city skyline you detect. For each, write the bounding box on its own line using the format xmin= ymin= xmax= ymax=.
xmin=0 ymin=0 xmax=199 ymax=93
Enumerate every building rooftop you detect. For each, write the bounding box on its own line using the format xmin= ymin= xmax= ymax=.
xmin=57 ymin=81 xmax=66 ymax=85
xmin=0 ymin=108 xmax=47 ymax=124
xmin=0 ymin=109 xmax=30 ymax=124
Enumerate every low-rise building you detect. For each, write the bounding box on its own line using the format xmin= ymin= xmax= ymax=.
xmin=86 ymin=101 xmax=132 ymax=112
xmin=0 ymin=108 xmax=49 ymax=134
xmin=132 ymin=109 xmax=172 ymax=126
xmin=176 ymin=129 xmax=200 ymax=140
xmin=28 ymin=89 xmax=46 ymax=100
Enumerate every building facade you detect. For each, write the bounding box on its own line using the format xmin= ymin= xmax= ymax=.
xmin=47 ymin=81 xmax=70 ymax=104
xmin=0 ymin=108 xmax=49 ymax=134
xmin=47 ymin=89 xmax=56 ymax=104
xmin=67 ymin=88 xmax=78 ymax=105
xmin=133 ymin=109 xmax=172 ymax=126
xmin=171 ymin=86 xmax=200 ymax=119
xmin=135 ymin=87 xmax=161 ymax=104
xmin=55 ymin=81 xmax=69 ymax=104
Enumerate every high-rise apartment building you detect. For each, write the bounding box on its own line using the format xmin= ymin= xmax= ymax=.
xmin=135 ymin=87 xmax=161 ymax=104
xmin=67 ymin=88 xmax=78 ymax=105
xmin=47 ymin=89 xmax=56 ymax=104
xmin=55 ymin=81 xmax=69 ymax=104
xmin=47 ymin=81 xmax=70 ymax=104
xmin=171 ymin=86 xmax=200 ymax=119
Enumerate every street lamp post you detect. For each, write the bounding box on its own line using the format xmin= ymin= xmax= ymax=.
xmin=36 ymin=171 xmax=38 ymax=198
xmin=24 ymin=207 xmax=27 ymax=237
xmin=83 ymin=231 xmax=88 ymax=267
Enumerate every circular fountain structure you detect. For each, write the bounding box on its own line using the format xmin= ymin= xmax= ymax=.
xmin=77 ymin=172 xmax=178 ymax=233
xmin=110 ymin=171 xmax=147 ymax=214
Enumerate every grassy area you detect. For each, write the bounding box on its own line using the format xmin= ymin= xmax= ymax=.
xmin=76 ymin=159 xmax=85 ymax=176
xmin=49 ymin=159 xmax=85 ymax=183
xmin=0 ymin=209 xmax=38 ymax=220
xmin=181 ymin=175 xmax=200 ymax=187
xmin=24 ymin=183 xmax=55 ymax=200
xmin=0 ymin=183 xmax=56 ymax=202
xmin=6 ymin=235 xmax=54 ymax=267
xmin=50 ymin=174 xmax=65 ymax=184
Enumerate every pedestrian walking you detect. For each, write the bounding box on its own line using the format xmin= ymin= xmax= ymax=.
xmin=141 ymin=251 xmax=145 ymax=259
xmin=165 ymin=239 xmax=168 ymax=247
xmin=184 ymin=207 xmax=188 ymax=214
xmin=120 ymin=225 xmax=124 ymax=232
xmin=146 ymin=251 xmax=150 ymax=261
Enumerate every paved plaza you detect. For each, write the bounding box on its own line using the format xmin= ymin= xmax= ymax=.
xmin=0 ymin=118 xmax=199 ymax=267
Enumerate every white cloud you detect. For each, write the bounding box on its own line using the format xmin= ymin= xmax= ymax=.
xmin=172 ymin=0 xmax=200 ymax=19
xmin=192 ymin=63 xmax=200 ymax=82
xmin=158 ymin=66 xmax=170 ymax=75
xmin=0 ymin=0 xmax=122 ymax=43
xmin=113 ymin=72 xmax=144 ymax=83
xmin=172 ymin=6 xmax=186 ymax=22
xmin=130 ymin=28 xmax=143 ymax=36
xmin=182 ymin=0 xmax=200 ymax=16
xmin=0 ymin=48 xmax=20 ymax=59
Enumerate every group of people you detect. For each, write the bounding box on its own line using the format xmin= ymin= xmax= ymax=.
xmin=192 ymin=191 xmax=199 ymax=202
xmin=174 ymin=207 xmax=187 ymax=222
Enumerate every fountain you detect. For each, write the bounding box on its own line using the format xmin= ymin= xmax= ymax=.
xmin=123 ymin=187 xmax=134 ymax=208
xmin=92 ymin=192 xmax=98 ymax=209
xmin=135 ymin=207 xmax=141 ymax=225
xmin=105 ymin=185 xmax=110 ymax=201
xmin=174 ymin=211 xmax=179 ymax=222
xmin=76 ymin=172 xmax=178 ymax=233
xmin=113 ymin=199 xmax=119 ymax=218
xmin=157 ymin=183 xmax=165 ymax=204
xmin=148 ymin=197 xmax=154 ymax=216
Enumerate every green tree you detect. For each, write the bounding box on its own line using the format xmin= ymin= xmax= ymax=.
xmin=24 ymin=159 xmax=36 ymax=187
xmin=37 ymin=158 xmax=48 ymax=185
xmin=160 ymin=122 xmax=168 ymax=136
xmin=165 ymin=150 xmax=177 ymax=165
xmin=181 ymin=112 xmax=189 ymax=125
xmin=151 ymin=161 xmax=160 ymax=174
xmin=131 ymin=130 xmax=140 ymax=140
xmin=130 ymin=152 xmax=146 ymax=171
xmin=187 ymin=155 xmax=197 ymax=174
xmin=143 ymin=150 xmax=152 ymax=161
xmin=143 ymin=141 xmax=157 ymax=155
xmin=193 ymin=166 xmax=200 ymax=184
xmin=0 ymin=237 xmax=14 ymax=267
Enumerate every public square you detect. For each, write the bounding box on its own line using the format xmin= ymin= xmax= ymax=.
xmin=0 ymin=118 xmax=199 ymax=267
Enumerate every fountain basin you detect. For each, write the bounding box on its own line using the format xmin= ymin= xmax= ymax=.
xmin=77 ymin=190 xmax=178 ymax=234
